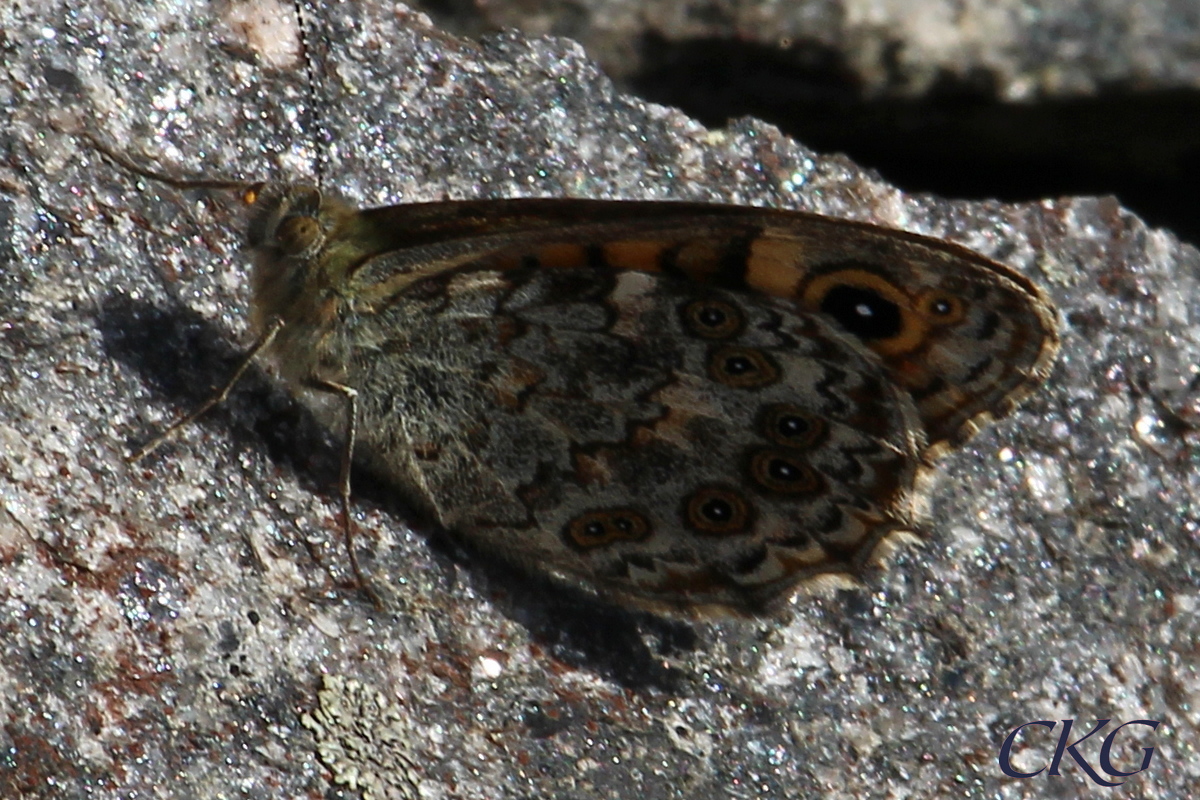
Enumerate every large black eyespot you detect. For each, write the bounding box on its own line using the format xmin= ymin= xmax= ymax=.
xmin=684 ymin=486 xmax=754 ymax=535
xmin=819 ymin=284 xmax=903 ymax=340
xmin=565 ymin=509 xmax=651 ymax=550
xmin=761 ymin=404 xmax=827 ymax=449
xmin=749 ymin=449 xmax=821 ymax=495
xmin=707 ymin=346 xmax=780 ymax=388
xmin=681 ymin=298 xmax=743 ymax=339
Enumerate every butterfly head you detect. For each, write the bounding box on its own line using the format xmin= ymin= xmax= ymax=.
xmin=245 ymin=182 xmax=364 ymax=337
xmin=246 ymin=182 xmax=329 ymax=258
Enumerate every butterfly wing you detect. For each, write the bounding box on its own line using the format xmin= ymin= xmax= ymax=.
xmin=344 ymin=263 xmax=924 ymax=615
xmin=348 ymin=198 xmax=1059 ymax=458
xmin=250 ymin=189 xmax=1057 ymax=614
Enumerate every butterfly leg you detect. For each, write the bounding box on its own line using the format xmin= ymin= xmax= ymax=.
xmin=127 ymin=317 xmax=286 ymax=462
xmin=306 ymin=377 xmax=384 ymax=609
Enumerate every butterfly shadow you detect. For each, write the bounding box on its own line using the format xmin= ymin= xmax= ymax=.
xmin=99 ymin=293 xmax=353 ymax=564
xmin=100 ymin=292 xmax=699 ymax=691
xmin=436 ymin=539 xmax=702 ymax=692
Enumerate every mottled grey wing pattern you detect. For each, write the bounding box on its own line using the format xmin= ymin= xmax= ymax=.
xmin=342 ymin=264 xmax=923 ymax=614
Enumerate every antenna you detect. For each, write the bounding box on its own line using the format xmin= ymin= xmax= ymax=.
xmin=84 ymin=3 xmax=332 ymax=203
xmin=83 ymin=133 xmax=258 ymax=195
xmin=292 ymin=0 xmax=328 ymax=189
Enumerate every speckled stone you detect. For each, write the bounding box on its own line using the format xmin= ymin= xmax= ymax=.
xmin=2 ymin=1 xmax=1198 ymax=798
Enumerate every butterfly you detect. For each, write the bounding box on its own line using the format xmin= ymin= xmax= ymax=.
xmin=105 ymin=140 xmax=1058 ymax=617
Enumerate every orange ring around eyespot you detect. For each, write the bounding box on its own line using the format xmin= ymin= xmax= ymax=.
xmin=760 ymin=404 xmax=827 ymax=450
xmin=565 ymin=509 xmax=651 ymax=550
xmin=684 ymin=486 xmax=754 ymax=536
xmin=706 ymin=346 xmax=781 ymax=389
xmin=748 ymin=449 xmax=822 ymax=495
xmin=682 ymin=298 xmax=744 ymax=339
xmin=917 ymin=288 xmax=968 ymax=326
xmin=800 ymin=268 xmax=928 ymax=356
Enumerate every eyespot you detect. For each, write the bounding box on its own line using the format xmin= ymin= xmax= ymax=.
xmin=748 ymin=449 xmax=821 ymax=495
xmin=681 ymin=298 xmax=743 ymax=339
xmin=801 ymin=267 xmax=929 ymax=354
xmin=817 ymin=283 xmax=902 ymax=339
xmin=565 ymin=509 xmax=651 ymax=550
xmin=276 ymin=215 xmax=322 ymax=256
xmin=919 ymin=290 xmax=967 ymax=325
xmin=707 ymin=346 xmax=780 ymax=388
xmin=761 ymin=404 xmax=827 ymax=449
xmin=683 ymin=486 xmax=754 ymax=535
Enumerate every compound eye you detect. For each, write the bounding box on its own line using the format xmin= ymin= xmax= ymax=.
xmin=277 ymin=215 xmax=322 ymax=255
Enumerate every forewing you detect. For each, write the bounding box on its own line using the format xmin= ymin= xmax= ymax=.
xmin=353 ymin=199 xmax=1058 ymax=458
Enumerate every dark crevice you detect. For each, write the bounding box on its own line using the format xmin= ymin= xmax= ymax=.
xmin=401 ymin=9 xmax=1200 ymax=243
xmin=629 ymin=35 xmax=1200 ymax=245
